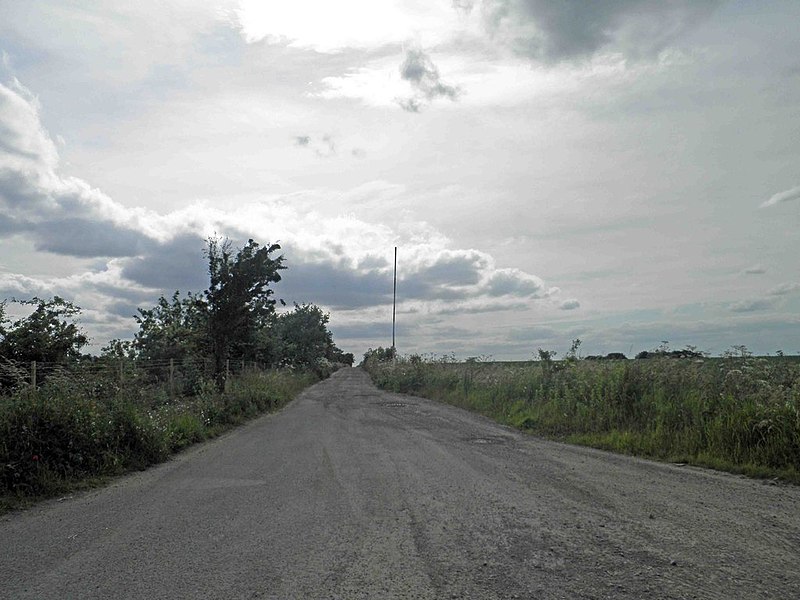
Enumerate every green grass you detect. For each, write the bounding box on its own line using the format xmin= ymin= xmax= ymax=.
xmin=0 ymin=368 xmax=318 ymax=512
xmin=363 ymin=355 xmax=800 ymax=484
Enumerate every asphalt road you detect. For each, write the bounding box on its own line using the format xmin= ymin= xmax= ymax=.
xmin=2 ymin=368 xmax=799 ymax=599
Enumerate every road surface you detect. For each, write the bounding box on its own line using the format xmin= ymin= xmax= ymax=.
xmin=2 ymin=368 xmax=798 ymax=599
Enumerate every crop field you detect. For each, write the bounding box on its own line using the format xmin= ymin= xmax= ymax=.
xmin=364 ymin=354 xmax=800 ymax=482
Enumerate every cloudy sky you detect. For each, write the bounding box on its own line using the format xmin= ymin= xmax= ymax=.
xmin=1 ymin=1 xmax=799 ymax=359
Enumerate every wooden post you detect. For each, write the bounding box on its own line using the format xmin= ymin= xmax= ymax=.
xmin=31 ymin=361 xmax=36 ymax=389
xmin=169 ymin=358 xmax=175 ymax=397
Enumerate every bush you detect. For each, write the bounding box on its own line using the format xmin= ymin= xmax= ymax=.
xmin=0 ymin=366 xmax=319 ymax=501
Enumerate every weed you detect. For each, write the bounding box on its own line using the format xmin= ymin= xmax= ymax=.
xmin=364 ymin=355 xmax=800 ymax=482
xmin=0 ymin=367 xmax=320 ymax=507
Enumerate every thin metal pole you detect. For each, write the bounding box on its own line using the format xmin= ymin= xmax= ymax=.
xmin=392 ymin=246 xmax=397 ymax=353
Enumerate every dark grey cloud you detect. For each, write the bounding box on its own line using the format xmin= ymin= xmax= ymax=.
xmin=480 ymin=0 xmax=722 ymax=63
xmin=277 ymin=259 xmax=392 ymax=310
xmin=487 ymin=269 xmax=545 ymax=297
xmin=401 ymin=253 xmax=487 ymax=301
xmin=357 ymin=254 xmax=389 ymax=270
xmin=0 ymin=210 xmax=30 ymax=234
xmin=397 ymin=48 xmax=460 ymax=112
xmin=559 ymin=299 xmax=580 ymax=310
xmin=120 ymin=233 xmax=209 ymax=291
xmin=0 ymin=167 xmax=150 ymax=258
xmin=1 ymin=80 xmax=154 ymax=260
xmin=34 ymin=217 xmax=144 ymax=257
xmin=417 ymin=253 xmax=485 ymax=287
xmin=277 ymin=248 xmax=551 ymax=312
xmin=0 ymin=167 xmax=46 ymax=207
xmin=106 ymin=300 xmax=144 ymax=319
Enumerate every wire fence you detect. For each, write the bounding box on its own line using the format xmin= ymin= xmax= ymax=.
xmin=0 ymin=356 xmax=269 ymax=398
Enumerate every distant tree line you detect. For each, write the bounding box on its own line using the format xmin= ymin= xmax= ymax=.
xmin=0 ymin=237 xmax=353 ymax=390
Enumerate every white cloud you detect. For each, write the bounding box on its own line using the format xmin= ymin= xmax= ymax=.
xmin=233 ymin=0 xmax=719 ymax=64
xmin=1 ymin=73 xmax=567 ymax=350
xmin=760 ymin=185 xmax=800 ymax=208
xmin=314 ymin=48 xmax=665 ymax=109
xmin=234 ymin=1 xmax=476 ymax=52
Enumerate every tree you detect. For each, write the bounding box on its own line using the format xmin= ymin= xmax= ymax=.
xmin=0 ymin=297 xmax=88 ymax=363
xmin=133 ymin=291 xmax=208 ymax=363
xmin=272 ymin=303 xmax=340 ymax=370
xmin=205 ymin=237 xmax=285 ymax=385
xmin=100 ymin=339 xmax=136 ymax=361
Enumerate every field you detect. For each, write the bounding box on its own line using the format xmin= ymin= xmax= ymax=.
xmin=364 ymin=354 xmax=800 ymax=482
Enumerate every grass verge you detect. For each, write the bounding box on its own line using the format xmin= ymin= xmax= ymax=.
xmin=0 ymin=368 xmax=318 ymax=513
xmin=363 ymin=356 xmax=800 ymax=484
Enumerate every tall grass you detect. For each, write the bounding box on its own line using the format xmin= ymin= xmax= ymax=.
xmin=0 ymin=367 xmax=317 ymax=506
xmin=364 ymin=355 xmax=800 ymax=482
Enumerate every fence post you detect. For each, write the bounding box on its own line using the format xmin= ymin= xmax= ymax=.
xmin=31 ymin=361 xmax=36 ymax=389
xmin=169 ymin=358 xmax=175 ymax=397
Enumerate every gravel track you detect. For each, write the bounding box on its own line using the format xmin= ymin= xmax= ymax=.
xmin=2 ymin=368 xmax=798 ymax=599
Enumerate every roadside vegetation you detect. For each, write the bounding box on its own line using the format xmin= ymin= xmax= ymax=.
xmin=1 ymin=237 xmax=352 ymax=510
xmin=363 ymin=343 xmax=800 ymax=483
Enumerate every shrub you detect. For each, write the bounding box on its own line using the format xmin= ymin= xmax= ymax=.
xmin=1 ymin=366 xmax=320 ymax=501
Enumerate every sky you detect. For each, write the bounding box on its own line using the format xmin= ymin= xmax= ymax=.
xmin=1 ymin=0 xmax=799 ymax=360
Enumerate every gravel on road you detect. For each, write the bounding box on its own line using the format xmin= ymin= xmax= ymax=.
xmin=2 ymin=367 xmax=798 ymax=599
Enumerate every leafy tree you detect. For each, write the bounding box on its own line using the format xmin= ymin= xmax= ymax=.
xmin=205 ymin=237 xmax=285 ymax=384
xmin=100 ymin=339 xmax=137 ymax=361
xmin=330 ymin=349 xmax=354 ymax=367
xmin=0 ymin=297 xmax=88 ymax=363
xmin=133 ymin=291 xmax=208 ymax=363
xmin=272 ymin=303 xmax=340 ymax=370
